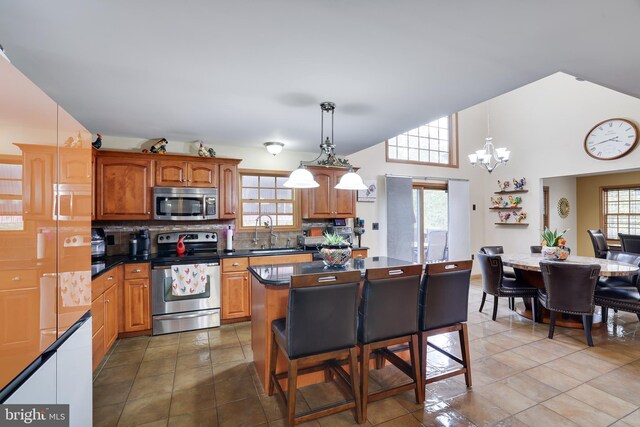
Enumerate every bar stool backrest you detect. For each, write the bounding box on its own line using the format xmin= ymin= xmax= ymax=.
xmin=287 ymin=270 xmax=361 ymax=358
xmin=588 ymin=229 xmax=609 ymax=258
xmin=419 ymin=260 xmax=472 ymax=331
xmin=480 ymin=246 xmax=504 ymax=255
xmin=539 ymin=261 xmax=600 ymax=315
xmin=358 ymin=265 xmax=422 ymax=344
xmin=619 ymin=233 xmax=640 ymax=255
xmin=606 ymin=251 xmax=640 ymax=286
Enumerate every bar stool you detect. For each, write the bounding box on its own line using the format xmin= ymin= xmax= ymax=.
xmin=418 ymin=260 xmax=473 ymax=399
xmin=268 ymin=270 xmax=362 ymax=426
xmin=358 ymin=264 xmax=423 ymax=422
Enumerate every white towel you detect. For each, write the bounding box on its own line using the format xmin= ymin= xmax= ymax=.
xmin=60 ymin=271 xmax=91 ymax=307
xmin=171 ymin=264 xmax=207 ymax=296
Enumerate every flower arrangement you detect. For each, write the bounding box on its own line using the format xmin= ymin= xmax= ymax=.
xmin=540 ymin=227 xmax=570 ymax=260
xmin=320 ymin=232 xmax=352 ymax=267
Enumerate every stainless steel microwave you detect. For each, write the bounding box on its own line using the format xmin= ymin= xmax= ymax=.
xmin=153 ymin=187 xmax=217 ymax=220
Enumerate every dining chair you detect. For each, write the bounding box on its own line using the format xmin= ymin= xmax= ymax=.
xmin=619 ymin=233 xmax=640 ymax=254
xmin=530 ymin=245 xmax=542 ymax=254
xmin=479 ymin=246 xmax=516 ymax=309
xmin=418 ymin=260 xmax=473 ymax=398
xmin=477 ymin=253 xmax=538 ymax=321
xmin=358 ymin=265 xmax=423 ymax=422
xmin=595 ymin=287 xmax=640 ymax=323
xmin=539 ymin=261 xmax=601 ymax=347
xmin=598 ymin=252 xmax=640 ymax=289
xmin=588 ymin=229 xmax=609 ymax=258
xmin=268 ymin=270 xmax=362 ymax=426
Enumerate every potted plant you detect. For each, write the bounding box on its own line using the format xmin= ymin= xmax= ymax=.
xmin=319 ymin=232 xmax=352 ymax=267
xmin=541 ymin=227 xmax=570 ymax=260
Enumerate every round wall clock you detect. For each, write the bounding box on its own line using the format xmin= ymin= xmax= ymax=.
xmin=584 ymin=118 xmax=638 ymax=160
xmin=557 ymin=197 xmax=570 ymax=218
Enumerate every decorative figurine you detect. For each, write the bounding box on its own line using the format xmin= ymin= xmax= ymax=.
xmin=514 ymin=211 xmax=527 ymax=223
xmin=498 ymin=180 xmax=510 ymax=191
xmin=197 ymin=141 xmax=216 ymax=158
xmin=63 ymin=131 xmax=83 ymax=148
xmin=513 ymin=177 xmax=526 ymax=190
xmin=508 ymin=195 xmax=522 ymax=207
xmin=92 ymin=133 xmax=102 ymax=149
xmin=490 ymin=196 xmax=504 ymax=207
xmin=498 ymin=211 xmax=511 ymax=223
xmin=149 ymin=138 xmax=168 ymax=154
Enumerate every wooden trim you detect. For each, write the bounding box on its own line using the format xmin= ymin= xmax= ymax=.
xmin=365 ymin=264 xmax=422 ymax=280
xmin=600 ymin=183 xmax=640 ymax=242
xmin=95 ymin=149 xmax=241 ymax=164
xmin=384 ymin=113 xmax=459 ymax=168
xmin=290 ymin=270 xmax=361 ymax=288
xmin=543 ymin=186 xmax=549 ymax=229
xmin=424 ymin=260 xmax=472 ymax=275
xmin=494 ymin=190 xmax=529 ymax=194
xmin=412 ymin=182 xmax=448 ymax=190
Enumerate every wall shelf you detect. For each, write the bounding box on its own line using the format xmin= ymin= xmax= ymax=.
xmin=495 ymin=222 xmax=529 ymax=226
xmin=494 ymin=190 xmax=528 ymax=194
xmin=489 ymin=207 xmax=522 ymax=211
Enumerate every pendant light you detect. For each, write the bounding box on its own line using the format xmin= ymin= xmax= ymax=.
xmin=284 ymin=102 xmax=367 ymax=190
xmin=468 ymin=101 xmax=510 ymax=173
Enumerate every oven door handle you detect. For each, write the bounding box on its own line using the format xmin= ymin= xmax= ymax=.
xmin=154 ymin=311 xmax=216 ymax=321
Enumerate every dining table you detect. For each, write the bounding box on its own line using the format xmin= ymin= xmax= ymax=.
xmin=499 ymin=253 xmax=639 ymax=328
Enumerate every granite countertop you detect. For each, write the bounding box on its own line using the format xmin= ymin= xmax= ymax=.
xmin=500 ymin=253 xmax=640 ymax=277
xmin=220 ymin=247 xmax=369 ymax=258
xmin=248 ymin=256 xmax=415 ymax=287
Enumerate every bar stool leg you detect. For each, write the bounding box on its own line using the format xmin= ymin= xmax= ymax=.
xmin=409 ymin=335 xmax=423 ymax=404
xmin=268 ymin=332 xmax=279 ymax=396
xmin=287 ymin=358 xmax=298 ymax=427
xmin=548 ymin=311 xmax=557 ymax=339
xmin=348 ymin=347 xmax=363 ymax=424
xmin=360 ymin=343 xmax=370 ymax=422
xmin=492 ymin=296 xmax=499 ymax=321
xmin=418 ymin=332 xmax=427 ymax=402
xmin=583 ymin=315 xmax=594 ymax=347
xmin=531 ymin=297 xmax=537 ymax=323
xmin=458 ymin=323 xmax=472 ymax=387
xmin=479 ymin=292 xmax=487 ymax=312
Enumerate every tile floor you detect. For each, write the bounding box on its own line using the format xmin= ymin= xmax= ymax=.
xmin=93 ymin=280 xmax=640 ymax=426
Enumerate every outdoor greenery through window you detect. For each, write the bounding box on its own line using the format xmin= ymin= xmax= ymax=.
xmin=386 ymin=115 xmax=457 ymax=166
xmin=240 ymin=172 xmax=296 ymax=229
xmin=602 ymin=186 xmax=640 ymax=239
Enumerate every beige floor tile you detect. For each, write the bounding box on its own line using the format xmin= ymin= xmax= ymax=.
xmin=499 ymin=372 xmax=561 ymax=403
xmin=541 ymin=393 xmax=617 ymax=427
xmin=375 ymin=413 xmax=423 ymax=426
xmin=137 ymin=358 xmax=177 ymax=378
xmin=134 ymin=420 xmax=168 ymax=427
xmin=411 ymin=401 xmax=474 ymax=427
xmin=211 ymin=346 xmax=246 ymax=365
xmin=471 ymin=356 xmax=522 ymax=383
xmin=170 ymin=382 xmax=216 ymax=417
xmin=566 ymin=383 xmax=637 ymax=419
xmin=214 ymin=374 xmax=258 ymax=406
xmin=94 ymin=363 xmax=139 ymax=387
xmin=426 ymin=378 xmax=471 ymax=400
xmin=509 ymin=342 xmax=562 ymax=364
xmin=474 ymin=382 xmax=536 ymax=415
xmin=173 ymin=365 xmax=214 ymax=391
xmin=178 ymin=339 xmax=211 ymax=355
xmin=148 ymin=334 xmax=180 ymax=349
xmin=103 ymin=348 xmax=146 ymax=368
xmin=392 ymin=390 xmax=425 ymax=413
xmin=176 ymin=348 xmax=212 ymax=372
xmin=168 ymin=407 xmax=218 ymax=427
xmin=543 ymin=350 xmax=618 ymax=382
xmin=259 ymin=390 xmax=310 ymax=422
xmin=217 ymin=396 xmax=268 ymax=427
xmin=482 ymin=333 xmax=527 ymax=350
xmin=621 ymin=408 xmax=640 ymax=425
xmin=180 ymin=330 xmax=210 ymax=343
xmin=514 ymin=404 xmax=578 ymax=427
xmin=523 ymin=365 xmax=582 ymax=392
xmin=588 ymin=365 xmax=640 ymax=405
xmin=364 ymin=397 xmax=408 ymax=425
xmin=93 ymin=402 xmax=124 ymax=427
xmin=300 ymin=381 xmax=346 ymax=409
xmin=128 ymin=372 xmax=175 ymax=400
xmin=94 ymin=380 xmax=133 ymax=408
xmin=269 ymin=418 xmax=321 ymax=426
xmin=210 ymin=333 xmax=241 ymax=349
xmin=582 ymin=343 xmax=640 ymax=365
xmin=143 ymin=344 xmax=179 ymax=362
xmin=212 ymin=359 xmax=252 ymax=383
xmin=113 ymin=338 xmax=149 ymax=353
xmin=446 ymin=391 xmax=510 ymax=425
xmin=491 ymin=349 xmax=540 ymax=371
xmin=489 ymin=416 xmax=530 ymax=426
xmin=117 ymin=392 xmax=172 ymax=427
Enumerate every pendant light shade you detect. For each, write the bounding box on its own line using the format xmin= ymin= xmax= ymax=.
xmin=283 ymin=163 xmax=319 ymax=188
xmin=335 ymin=169 xmax=367 ymax=190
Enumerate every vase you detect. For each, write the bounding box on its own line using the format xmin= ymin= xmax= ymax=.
xmin=320 ymin=244 xmax=352 ymax=267
xmin=542 ymin=245 xmax=570 ymax=260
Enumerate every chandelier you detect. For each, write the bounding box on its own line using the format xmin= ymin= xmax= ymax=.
xmin=284 ymin=102 xmax=367 ymax=190
xmin=468 ymin=102 xmax=510 ymax=173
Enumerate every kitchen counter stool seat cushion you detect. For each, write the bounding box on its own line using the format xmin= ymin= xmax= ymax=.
xmin=268 ymin=270 xmax=362 ymax=426
xmin=595 ymin=287 xmax=640 ymax=322
xmin=477 ymin=253 xmax=538 ymax=321
xmin=539 ymin=261 xmax=600 ymax=347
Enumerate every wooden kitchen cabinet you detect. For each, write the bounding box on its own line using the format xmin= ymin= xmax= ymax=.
xmin=91 ymin=265 xmax=120 ymax=371
xmin=221 ymin=271 xmax=250 ymax=320
xmin=103 ymin=284 xmax=118 ymax=350
xmin=155 ymin=159 xmax=217 ymax=188
xmin=352 ymin=249 xmax=368 ymax=259
xmin=96 ymin=156 xmax=153 ymax=220
xmin=219 ymin=163 xmax=238 ymax=219
xmin=249 ymin=253 xmax=313 ymax=266
xmin=301 ymin=166 xmax=356 ymax=219
xmin=123 ymin=263 xmax=151 ymax=332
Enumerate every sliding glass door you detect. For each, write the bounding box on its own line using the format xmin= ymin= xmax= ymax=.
xmin=412 ymin=184 xmax=449 ymax=264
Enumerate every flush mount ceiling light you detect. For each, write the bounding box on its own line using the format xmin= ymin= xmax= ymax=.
xmin=468 ymin=101 xmax=510 ymax=173
xmin=263 ymin=141 xmax=284 ymax=156
xmin=284 ymin=102 xmax=367 ymax=190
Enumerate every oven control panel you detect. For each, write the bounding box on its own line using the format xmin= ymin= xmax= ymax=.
xmin=157 ymin=231 xmax=218 ymax=244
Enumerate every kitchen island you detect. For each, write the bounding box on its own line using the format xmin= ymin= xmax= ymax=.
xmin=249 ymin=256 xmax=416 ymax=391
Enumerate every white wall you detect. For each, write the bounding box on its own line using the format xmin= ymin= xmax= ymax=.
xmin=542 ymin=176 xmax=577 ymax=248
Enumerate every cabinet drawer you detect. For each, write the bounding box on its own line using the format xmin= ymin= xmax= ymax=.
xmin=0 ymin=269 xmax=38 ymax=291
xmin=222 ymin=257 xmax=249 ymax=272
xmin=124 ymin=263 xmax=150 ymax=279
xmin=352 ymin=249 xmax=368 ymax=259
xmin=103 ymin=269 xmax=117 ymax=289
xmin=92 ymin=275 xmax=105 ymax=301
xmin=249 ymin=253 xmax=312 ymax=266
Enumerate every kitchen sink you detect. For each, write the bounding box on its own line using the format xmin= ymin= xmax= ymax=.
xmin=248 ymin=248 xmax=303 ymax=254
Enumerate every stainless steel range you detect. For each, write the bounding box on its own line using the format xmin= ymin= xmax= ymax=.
xmin=151 ymin=231 xmax=220 ymax=335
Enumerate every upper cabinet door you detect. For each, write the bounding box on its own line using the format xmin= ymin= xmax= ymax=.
xmin=219 ymin=163 xmax=237 ymax=219
xmin=97 ymin=157 xmax=153 ymax=220
xmin=307 ymin=169 xmax=333 ymax=218
xmin=0 ymin=58 xmax=59 ymax=390
xmin=155 ymin=160 xmax=187 ymax=187
xmin=188 ymin=162 xmax=218 ymax=188
xmin=333 ymin=169 xmax=356 ymax=218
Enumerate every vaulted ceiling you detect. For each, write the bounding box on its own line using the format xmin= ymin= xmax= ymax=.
xmin=1 ymin=0 xmax=639 ymax=153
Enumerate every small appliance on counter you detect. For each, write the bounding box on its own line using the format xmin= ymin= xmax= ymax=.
xmin=91 ymin=227 xmax=106 ymax=259
xmin=138 ymin=229 xmax=151 ymax=257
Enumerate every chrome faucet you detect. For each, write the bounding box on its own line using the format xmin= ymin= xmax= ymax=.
xmin=253 ymin=214 xmax=277 ymax=248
